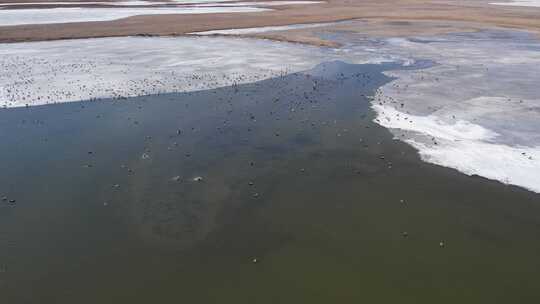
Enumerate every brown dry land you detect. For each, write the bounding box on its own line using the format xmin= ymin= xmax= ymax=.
xmin=0 ymin=0 xmax=540 ymax=44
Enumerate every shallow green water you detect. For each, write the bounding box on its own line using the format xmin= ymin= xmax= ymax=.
xmin=0 ymin=61 xmax=539 ymax=303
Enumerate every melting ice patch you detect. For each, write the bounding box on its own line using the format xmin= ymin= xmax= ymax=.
xmin=0 ymin=1 xmax=168 ymax=6
xmin=490 ymin=0 xmax=540 ymax=7
xmin=414 ymin=140 xmax=540 ymax=193
xmin=373 ymin=103 xmax=499 ymax=142
xmin=0 ymin=6 xmax=270 ymax=26
xmin=0 ymin=36 xmax=345 ymax=107
xmin=0 ymin=1 xmax=239 ymax=5
xmin=0 ymin=35 xmax=391 ymax=108
xmin=190 ymin=1 xmax=323 ymax=7
xmin=0 ymin=1 xmax=322 ymax=26
xmin=364 ymin=31 xmax=540 ymax=193
xmin=374 ymin=103 xmax=540 ymax=193
xmin=190 ymin=21 xmax=337 ymax=35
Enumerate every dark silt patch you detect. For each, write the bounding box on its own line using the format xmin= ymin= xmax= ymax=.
xmin=0 ymin=61 xmax=539 ymax=303
xmin=386 ymin=21 xmax=412 ymax=26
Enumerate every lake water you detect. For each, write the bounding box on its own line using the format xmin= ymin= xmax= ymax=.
xmin=1 ymin=61 xmax=540 ymax=303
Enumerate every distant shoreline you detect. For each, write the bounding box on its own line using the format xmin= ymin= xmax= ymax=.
xmin=1 ymin=0 xmax=540 ymax=44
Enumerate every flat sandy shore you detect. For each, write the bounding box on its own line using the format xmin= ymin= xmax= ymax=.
xmin=1 ymin=0 xmax=540 ymax=44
